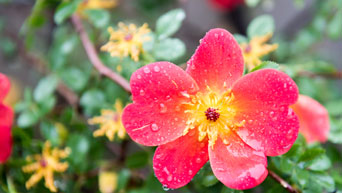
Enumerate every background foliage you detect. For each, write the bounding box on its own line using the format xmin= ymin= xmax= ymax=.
xmin=0 ymin=0 xmax=341 ymax=193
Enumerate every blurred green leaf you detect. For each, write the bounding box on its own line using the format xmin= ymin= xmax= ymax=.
xmin=247 ymin=14 xmax=275 ymax=38
xmin=328 ymin=118 xmax=342 ymax=143
xmin=310 ymin=173 xmax=335 ymax=192
xmin=327 ymin=10 xmax=342 ymax=40
xmin=298 ymin=146 xmax=325 ymax=163
xmin=117 ymin=169 xmax=131 ymax=191
xmin=246 ymin=0 xmax=260 ymax=7
xmin=40 ymin=121 xmax=60 ymax=146
xmin=125 ymin=151 xmax=149 ymax=169
xmin=85 ymin=9 xmax=110 ymax=28
xmin=154 ymin=38 xmax=185 ymax=61
xmin=17 ymin=108 xmax=40 ymax=128
xmin=80 ymin=89 xmax=106 ymax=115
xmin=308 ymin=155 xmax=332 ymax=171
xmin=233 ymin=34 xmax=248 ymax=44
xmin=33 ymin=75 xmax=58 ymax=103
xmin=54 ymin=0 xmax=81 ymax=25
xmin=156 ymin=9 xmax=185 ymax=40
xmin=202 ymin=174 xmax=219 ymax=187
xmin=60 ymin=67 xmax=89 ymax=92
xmin=67 ymin=134 xmax=90 ymax=172
xmin=326 ymin=100 xmax=342 ymax=116
xmin=251 ymin=61 xmax=279 ymax=72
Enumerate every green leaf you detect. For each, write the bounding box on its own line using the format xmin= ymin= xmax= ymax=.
xmin=326 ymin=100 xmax=342 ymax=116
xmin=80 ymin=89 xmax=106 ymax=115
xmin=60 ymin=67 xmax=89 ymax=92
xmin=246 ymin=0 xmax=261 ymax=7
xmin=247 ymin=14 xmax=275 ymax=38
xmin=308 ymin=155 xmax=332 ymax=171
xmin=54 ymin=0 xmax=81 ymax=25
xmin=233 ymin=34 xmax=248 ymax=44
xmin=17 ymin=108 xmax=40 ymax=128
xmin=310 ymin=173 xmax=335 ymax=192
xmin=154 ymin=38 xmax=186 ymax=61
xmin=33 ymin=75 xmax=58 ymax=103
xmin=251 ymin=61 xmax=279 ymax=72
xmin=328 ymin=118 xmax=342 ymax=144
xmin=298 ymin=147 xmax=325 ymax=163
xmin=117 ymin=169 xmax=131 ymax=191
xmin=202 ymin=174 xmax=219 ymax=187
xmin=85 ymin=9 xmax=110 ymax=28
xmin=40 ymin=121 xmax=61 ymax=146
xmin=125 ymin=151 xmax=149 ymax=169
xmin=156 ymin=9 xmax=185 ymax=40
xmin=67 ymin=134 xmax=90 ymax=172
xmin=292 ymin=167 xmax=310 ymax=188
xmin=327 ymin=10 xmax=342 ymax=40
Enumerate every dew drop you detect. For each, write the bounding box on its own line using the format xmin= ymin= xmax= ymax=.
xmin=167 ymin=175 xmax=173 ymax=182
xmin=196 ymin=158 xmax=201 ymax=163
xmin=143 ymin=67 xmax=150 ymax=73
xmin=151 ymin=124 xmax=159 ymax=132
xmin=140 ymin=89 xmax=145 ymax=96
xmin=159 ymin=103 xmax=167 ymax=113
xmin=188 ymin=170 xmax=193 ymax=175
xmin=154 ymin=66 xmax=160 ymax=72
xmin=162 ymin=185 xmax=170 ymax=191
xmin=137 ymin=75 xmax=142 ymax=79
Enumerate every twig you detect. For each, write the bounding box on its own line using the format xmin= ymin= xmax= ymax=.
xmin=269 ymin=170 xmax=298 ymax=193
xmin=4 ymin=31 xmax=79 ymax=106
xmin=71 ymin=14 xmax=131 ymax=93
xmin=297 ymin=70 xmax=342 ymax=79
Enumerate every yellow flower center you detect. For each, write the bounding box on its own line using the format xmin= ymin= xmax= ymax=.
xmin=182 ymin=87 xmax=245 ymax=148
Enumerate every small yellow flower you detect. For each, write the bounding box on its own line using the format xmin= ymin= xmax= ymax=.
xmin=240 ymin=33 xmax=278 ymax=70
xmin=101 ymin=22 xmax=151 ymax=62
xmin=22 ymin=141 xmax=70 ymax=192
xmin=88 ymin=100 xmax=126 ymax=141
xmin=99 ymin=170 xmax=118 ymax=193
xmin=77 ymin=0 xmax=117 ymax=14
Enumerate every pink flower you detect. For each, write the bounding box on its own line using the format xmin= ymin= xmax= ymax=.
xmin=122 ymin=29 xmax=299 ymax=190
xmin=291 ymin=95 xmax=330 ymax=143
xmin=0 ymin=73 xmax=14 ymax=163
xmin=209 ymin=0 xmax=244 ymax=11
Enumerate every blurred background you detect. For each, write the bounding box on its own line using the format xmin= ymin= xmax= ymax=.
xmin=0 ymin=0 xmax=341 ymax=193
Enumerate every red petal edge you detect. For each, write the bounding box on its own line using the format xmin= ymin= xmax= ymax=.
xmin=186 ymin=28 xmax=244 ymax=93
xmin=232 ymin=69 xmax=299 ymax=156
xmin=0 ymin=73 xmax=10 ymax=102
xmin=0 ymin=104 xmax=13 ymax=163
xmin=209 ymin=133 xmax=268 ymax=190
xmin=153 ymin=129 xmax=209 ymax=189
xmin=122 ymin=62 xmax=199 ymax=146
xmin=291 ymin=95 xmax=330 ymax=143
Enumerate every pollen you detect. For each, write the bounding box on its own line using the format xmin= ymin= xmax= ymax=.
xmin=182 ymin=88 xmax=245 ymax=148
xmin=205 ymin=108 xmax=220 ymax=122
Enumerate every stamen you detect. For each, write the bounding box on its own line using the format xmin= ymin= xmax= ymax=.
xmin=205 ymin=108 xmax=220 ymax=122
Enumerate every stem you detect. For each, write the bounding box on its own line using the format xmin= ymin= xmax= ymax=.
xmin=268 ymin=170 xmax=298 ymax=193
xmin=71 ymin=14 xmax=131 ymax=93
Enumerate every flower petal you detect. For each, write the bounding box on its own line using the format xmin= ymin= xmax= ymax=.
xmin=153 ymin=129 xmax=209 ymax=189
xmin=291 ymin=95 xmax=330 ymax=143
xmin=122 ymin=62 xmax=199 ymax=146
xmin=209 ymin=133 xmax=268 ymax=190
xmin=0 ymin=104 xmax=13 ymax=163
xmin=232 ymin=69 xmax=299 ymax=156
xmin=186 ymin=28 xmax=244 ymax=92
xmin=0 ymin=73 xmax=10 ymax=102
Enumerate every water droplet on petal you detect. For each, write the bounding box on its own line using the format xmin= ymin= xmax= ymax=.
xmin=143 ymin=67 xmax=150 ymax=73
xmin=154 ymin=66 xmax=160 ymax=72
xmin=140 ymin=89 xmax=145 ymax=96
xmin=188 ymin=170 xmax=193 ymax=175
xmin=196 ymin=158 xmax=201 ymax=163
xmin=167 ymin=175 xmax=172 ymax=182
xmin=151 ymin=124 xmax=159 ymax=132
xmin=137 ymin=75 xmax=142 ymax=79
xmin=159 ymin=103 xmax=167 ymax=113
xmin=162 ymin=185 xmax=170 ymax=191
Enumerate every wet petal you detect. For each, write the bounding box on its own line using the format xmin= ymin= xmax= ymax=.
xmin=153 ymin=129 xmax=209 ymax=189
xmin=186 ymin=28 xmax=244 ymax=93
xmin=122 ymin=62 xmax=199 ymax=146
xmin=0 ymin=104 xmax=13 ymax=163
xmin=291 ymin=95 xmax=330 ymax=143
xmin=232 ymin=69 xmax=299 ymax=156
xmin=209 ymin=133 xmax=268 ymax=190
xmin=0 ymin=73 xmax=10 ymax=102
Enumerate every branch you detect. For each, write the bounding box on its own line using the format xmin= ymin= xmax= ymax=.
xmin=269 ymin=170 xmax=298 ymax=193
xmin=4 ymin=31 xmax=79 ymax=107
xmin=297 ymin=70 xmax=342 ymax=79
xmin=71 ymin=14 xmax=131 ymax=93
